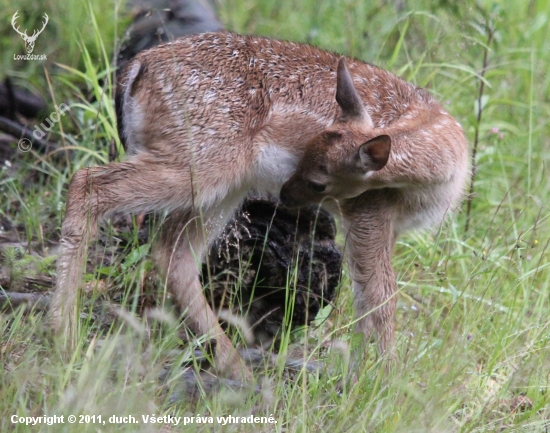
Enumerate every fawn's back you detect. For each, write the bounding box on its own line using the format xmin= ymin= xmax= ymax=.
xmin=116 ymin=32 xmax=447 ymax=212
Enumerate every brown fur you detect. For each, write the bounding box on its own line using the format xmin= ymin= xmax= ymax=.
xmin=51 ymin=32 xmax=468 ymax=379
xmin=280 ymin=58 xmax=469 ymax=360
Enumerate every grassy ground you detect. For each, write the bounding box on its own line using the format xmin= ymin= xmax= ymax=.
xmin=1 ymin=0 xmax=550 ymax=431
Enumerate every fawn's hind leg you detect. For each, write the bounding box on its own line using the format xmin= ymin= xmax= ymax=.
xmin=52 ymin=157 xmax=192 ymax=348
xmin=152 ymin=209 xmax=253 ymax=381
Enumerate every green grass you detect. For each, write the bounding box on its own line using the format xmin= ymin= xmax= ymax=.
xmin=1 ymin=0 xmax=550 ymax=431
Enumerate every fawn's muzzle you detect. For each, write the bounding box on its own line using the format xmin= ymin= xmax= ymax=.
xmin=279 ymin=184 xmax=301 ymax=208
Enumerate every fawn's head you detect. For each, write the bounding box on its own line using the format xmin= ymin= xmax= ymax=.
xmin=280 ymin=58 xmax=391 ymax=208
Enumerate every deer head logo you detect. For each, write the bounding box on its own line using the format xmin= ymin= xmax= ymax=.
xmin=11 ymin=11 xmax=49 ymax=54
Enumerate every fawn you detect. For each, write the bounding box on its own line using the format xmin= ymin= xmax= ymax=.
xmin=51 ymin=32 xmax=468 ymax=380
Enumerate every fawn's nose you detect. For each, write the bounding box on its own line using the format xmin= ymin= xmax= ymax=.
xmin=279 ymin=184 xmax=303 ymax=208
xmin=279 ymin=185 xmax=296 ymax=208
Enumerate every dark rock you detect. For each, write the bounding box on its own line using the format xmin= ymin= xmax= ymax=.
xmin=203 ymin=198 xmax=341 ymax=342
xmin=117 ymin=0 xmax=223 ymax=70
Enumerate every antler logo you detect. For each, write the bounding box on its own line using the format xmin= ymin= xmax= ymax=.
xmin=11 ymin=11 xmax=49 ymax=54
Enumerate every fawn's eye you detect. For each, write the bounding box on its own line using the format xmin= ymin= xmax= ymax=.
xmin=308 ymin=181 xmax=327 ymax=193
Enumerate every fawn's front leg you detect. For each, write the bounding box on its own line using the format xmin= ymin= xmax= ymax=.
xmin=342 ymin=192 xmax=398 ymax=362
xmin=152 ymin=210 xmax=253 ymax=381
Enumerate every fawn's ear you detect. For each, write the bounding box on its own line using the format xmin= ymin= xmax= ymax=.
xmin=358 ymin=135 xmax=391 ymax=172
xmin=336 ymin=57 xmax=373 ymax=127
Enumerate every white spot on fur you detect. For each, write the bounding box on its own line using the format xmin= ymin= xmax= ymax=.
xmin=204 ymin=89 xmax=217 ymax=103
xmin=391 ymin=152 xmax=406 ymax=163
